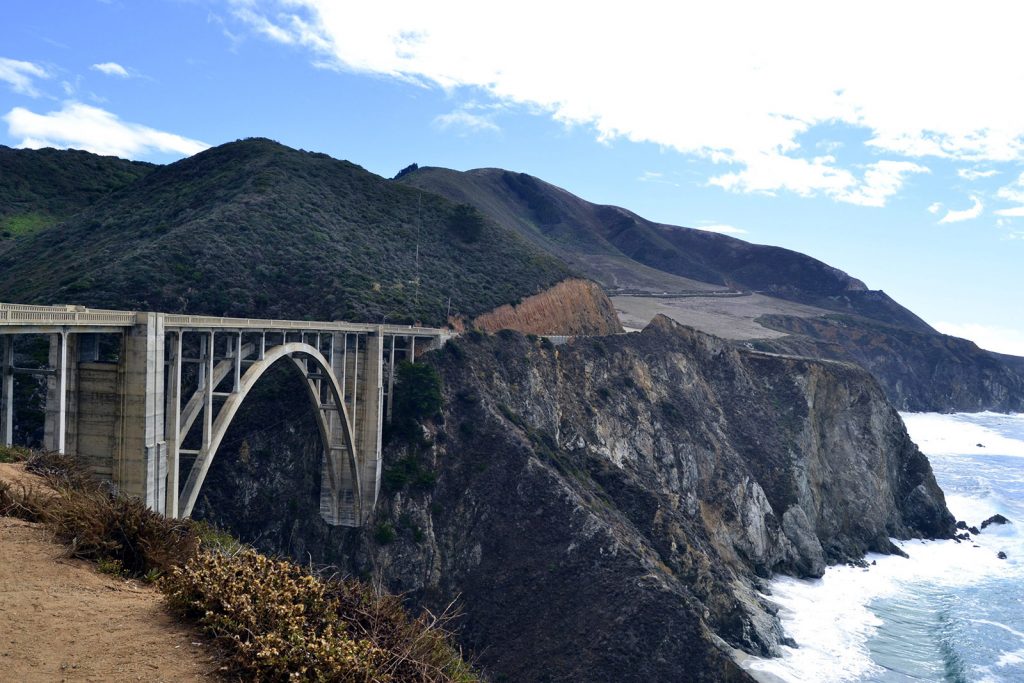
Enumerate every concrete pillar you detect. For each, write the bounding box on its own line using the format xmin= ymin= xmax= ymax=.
xmin=386 ymin=335 xmax=396 ymax=424
xmin=44 ymin=332 xmax=76 ymax=454
xmin=75 ymin=362 xmax=120 ymax=481
xmin=116 ymin=314 xmax=166 ymax=512
xmin=165 ymin=331 xmax=183 ymax=518
xmin=356 ymin=329 xmax=384 ymax=521
xmin=349 ymin=333 xmax=360 ymax=436
xmin=202 ymin=332 xmax=214 ymax=454
xmin=1 ymin=336 xmax=12 ymax=447
xmin=321 ymin=332 xmax=359 ymax=526
xmin=232 ymin=332 xmax=242 ymax=393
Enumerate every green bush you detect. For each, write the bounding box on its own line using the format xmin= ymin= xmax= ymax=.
xmin=374 ymin=522 xmax=397 ymax=544
xmin=391 ymin=362 xmax=443 ymax=441
xmin=0 ymin=445 xmax=31 ymax=463
xmin=447 ymin=204 xmax=485 ymax=243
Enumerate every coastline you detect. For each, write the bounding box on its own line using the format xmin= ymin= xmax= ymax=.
xmin=742 ymin=412 xmax=1024 ymax=682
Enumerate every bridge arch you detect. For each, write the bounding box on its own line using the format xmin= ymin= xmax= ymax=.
xmin=178 ymin=342 xmax=360 ymax=521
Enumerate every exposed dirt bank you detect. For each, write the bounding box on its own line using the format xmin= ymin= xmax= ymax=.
xmin=0 ymin=465 xmax=218 ymax=682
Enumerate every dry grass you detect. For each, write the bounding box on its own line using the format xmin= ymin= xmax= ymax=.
xmin=165 ymin=549 xmax=475 ymax=682
xmin=474 ymin=278 xmax=622 ymax=336
xmin=0 ymin=449 xmax=477 ymax=682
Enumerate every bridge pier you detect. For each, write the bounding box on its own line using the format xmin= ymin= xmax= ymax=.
xmin=357 ymin=331 xmax=384 ymax=521
xmin=1 ymin=335 xmax=13 ymax=447
xmin=117 ymin=314 xmax=167 ymax=512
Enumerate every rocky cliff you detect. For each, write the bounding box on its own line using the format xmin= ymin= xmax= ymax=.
xmin=194 ymin=316 xmax=953 ymax=682
xmin=755 ymin=314 xmax=1024 ymax=412
xmin=473 ymin=278 xmax=623 ymax=336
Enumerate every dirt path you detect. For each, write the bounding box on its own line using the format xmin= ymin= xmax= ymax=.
xmin=0 ymin=466 xmax=219 ymax=682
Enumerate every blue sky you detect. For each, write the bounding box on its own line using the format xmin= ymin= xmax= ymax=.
xmin=2 ymin=0 xmax=1023 ymax=354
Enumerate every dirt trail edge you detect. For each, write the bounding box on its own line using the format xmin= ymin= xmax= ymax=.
xmin=0 ymin=464 xmax=218 ymax=682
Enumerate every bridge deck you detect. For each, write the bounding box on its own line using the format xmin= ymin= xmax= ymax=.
xmin=0 ymin=303 xmax=449 ymax=337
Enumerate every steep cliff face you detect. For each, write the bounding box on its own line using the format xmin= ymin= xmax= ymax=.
xmin=195 ymin=317 xmax=953 ymax=682
xmin=473 ymin=278 xmax=623 ymax=336
xmin=756 ymin=314 xmax=1024 ymax=412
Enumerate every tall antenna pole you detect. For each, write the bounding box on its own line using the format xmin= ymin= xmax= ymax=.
xmin=415 ymin=193 xmax=421 ymax=314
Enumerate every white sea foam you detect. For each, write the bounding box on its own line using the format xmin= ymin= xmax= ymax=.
xmin=900 ymin=411 xmax=1024 ymax=458
xmin=745 ymin=412 xmax=1024 ymax=682
xmin=747 ymin=537 xmax=1017 ymax=682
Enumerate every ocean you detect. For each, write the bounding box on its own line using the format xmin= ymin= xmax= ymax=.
xmin=747 ymin=412 xmax=1024 ymax=682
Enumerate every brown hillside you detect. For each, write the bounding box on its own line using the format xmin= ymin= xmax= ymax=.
xmin=473 ymin=278 xmax=623 ymax=335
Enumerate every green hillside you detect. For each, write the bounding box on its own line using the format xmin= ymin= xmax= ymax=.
xmin=0 ymin=145 xmax=154 ymax=242
xmin=0 ymin=139 xmax=570 ymax=325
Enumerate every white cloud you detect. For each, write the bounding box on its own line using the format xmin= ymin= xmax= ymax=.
xmin=938 ymin=195 xmax=983 ymax=224
xmin=934 ymin=321 xmax=1024 ymax=357
xmin=928 ymin=202 xmax=943 ymax=215
xmin=231 ymin=1 xmax=1024 ymax=206
xmin=433 ymin=109 xmax=499 ymax=134
xmin=995 ymin=173 xmax=1024 ymax=216
xmin=695 ymin=223 xmax=747 ymax=235
xmin=710 ymin=157 xmax=928 ymax=207
xmin=0 ymin=57 xmax=49 ymax=97
xmin=834 ymin=161 xmax=931 ymax=208
xmin=91 ymin=62 xmax=130 ymax=78
xmin=3 ymin=101 xmax=209 ymax=159
xmin=958 ymin=168 xmax=999 ymax=181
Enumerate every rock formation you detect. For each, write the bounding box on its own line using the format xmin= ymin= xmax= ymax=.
xmin=196 ymin=316 xmax=953 ymax=682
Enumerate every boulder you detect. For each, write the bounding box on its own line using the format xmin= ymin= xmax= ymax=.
xmin=981 ymin=514 xmax=1011 ymax=530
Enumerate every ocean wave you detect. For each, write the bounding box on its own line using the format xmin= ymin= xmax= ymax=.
xmin=745 ymin=412 xmax=1024 ymax=682
xmin=900 ymin=412 xmax=1024 ymax=459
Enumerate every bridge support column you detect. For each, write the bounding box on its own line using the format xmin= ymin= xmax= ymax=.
xmin=116 ymin=314 xmax=167 ymax=512
xmin=165 ymin=331 xmax=182 ymax=518
xmin=322 ymin=333 xmax=358 ymax=525
xmin=1 ymin=336 xmax=12 ymax=447
xmin=44 ymin=331 xmax=76 ymax=454
xmin=357 ymin=329 xmax=384 ymax=521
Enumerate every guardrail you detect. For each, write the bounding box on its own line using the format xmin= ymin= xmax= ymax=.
xmin=0 ymin=304 xmax=138 ymax=326
xmin=0 ymin=303 xmax=449 ymax=338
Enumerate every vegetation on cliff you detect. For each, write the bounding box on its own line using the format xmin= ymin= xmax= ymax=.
xmin=473 ymin=278 xmax=623 ymax=336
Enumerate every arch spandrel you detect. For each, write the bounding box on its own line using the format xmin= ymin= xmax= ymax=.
xmin=177 ymin=342 xmax=360 ymax=523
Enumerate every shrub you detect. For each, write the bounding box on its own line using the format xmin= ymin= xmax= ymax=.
xmin=447 ymin=204 xmax=485 ymax=243
xmin=165 ymin=549 xmax=386 ymax=681
xmin=0 ymin=445 xmax=31 ymax=463
xmin=25 ymin=450 xmax=100 ymax=492
xmin=382 ymin=456 xmax=437 ymax=493
xmin=45 ymin=489 xmax=200 ymax=577
xmin=396 ymin=362 xmax=442 ymax=419
xmin=374 ymin=522 xmax=397 ymax=544
xmin=0 ymin=480 xmax=50 ymax=522
xmin=391 ymin=362 xmax=443 ymax=441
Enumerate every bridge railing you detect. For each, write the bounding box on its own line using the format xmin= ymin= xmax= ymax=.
xmin=1 ymin=302 xmax=450 ymax=338
xmin=164 ymin=313 xmax=449 ymax=337
xmin=0 ymin=303 xmax=138 ymax=326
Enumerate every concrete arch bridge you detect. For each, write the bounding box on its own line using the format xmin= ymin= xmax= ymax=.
xmin=0 ymin=303 xmax=452 ymax=526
